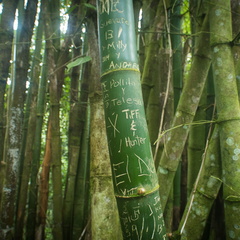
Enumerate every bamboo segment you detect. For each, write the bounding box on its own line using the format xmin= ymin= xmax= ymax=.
xmin=179 ymin=126 xmax=222 ymax=240
xmin=0 ymin=1 xmax=38 ymax=238
xmin=0 ymin=0 xmax=19 ymax=162
xmin=97 ymin=1 xmax=167 ymax=239
xmin=210 ymin=1 xmax=240 ymax=239
xmin=157 ymin=14 xmax=211 ymax=211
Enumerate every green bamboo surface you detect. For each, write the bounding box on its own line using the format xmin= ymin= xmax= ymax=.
xmin=15 ymin=9 xmax=43 ymax=238
xmin=210 ymin=1 xmax=240 ymax=238
xmin=157 ymin=14 xmax=211 ymax=211
xmin=26 ymin=48 xmax=47 ymax=240
xmin=97 ymin=1 xmax=167 ymax=239
xmin=179 ymin=126 xmax=222 ymax=240
xmin=0 ymin=1 xmax=39 ymax=238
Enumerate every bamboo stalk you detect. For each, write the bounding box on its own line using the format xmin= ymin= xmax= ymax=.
xmin=97 ymin=1 xmax=167 ymax=239
xmin=179 ymin=125 xmax=222 ymax=240
xmin=26 ymin=46 xmax=47 ymax=240
xmin=157 ymin=13 xmax=211 ymax=211
xmin=210 ymin=1 xmax=240 ymax=238
xmin=1 ymin=1 xmax=38 ymax=238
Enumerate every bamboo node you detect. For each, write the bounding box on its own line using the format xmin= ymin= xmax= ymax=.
xmin=115 ymin=185 xmax=159 ymax=198
xmin=216 ymin=117 xmax=240 ymax=124
xmin=100 ymin=68 xmax=140 ymax=78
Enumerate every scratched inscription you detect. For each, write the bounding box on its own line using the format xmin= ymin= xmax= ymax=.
xmin=112 ymin=154 xmax=156 ymax=196
xmin=99 ymin=0 xmax=139 ymax=72
xmin=117 ymin=192 xmax=167 ymax=239
xmin=98 ymin=0 xmax=166 ymax=238
xmin=101 ymin=71 xmax=158 ymax=196
xmin=99 ymin=0 xmax=123 ymax=15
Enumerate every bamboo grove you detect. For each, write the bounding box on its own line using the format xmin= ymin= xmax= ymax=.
xmin=0 ymin=0 xmax=240 ymax=240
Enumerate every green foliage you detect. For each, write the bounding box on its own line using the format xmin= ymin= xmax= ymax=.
xmin=66 ymin=55 xmax=92 ymax=71
xmin=181 ymin=0 xmax=191 ymax=35
xmin=84 ymin=3 xmax=97 ymax=11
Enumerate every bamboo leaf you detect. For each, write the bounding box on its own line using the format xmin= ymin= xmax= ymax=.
xmin=83 ymin=3 xmax=97 ymax=11
xmin=66 ymin=56 xmax=91 ymax=71
xmin=65 ymin=5 xmax=77 ymax=14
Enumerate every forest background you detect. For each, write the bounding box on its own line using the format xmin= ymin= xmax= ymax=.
xmin=0 ymin=0 xmax=240 ymax=239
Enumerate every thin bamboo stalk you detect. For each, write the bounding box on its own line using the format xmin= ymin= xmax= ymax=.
xmin=1 ymin=1 xmax=38 ymax=238
xmin=26 ymin=46 xmax=47 ymax=240
xmin=72 ymin=105 xmax=90 ymax=240
xmin=0 ymin=0 xmax=19 ymax=161
xmin=42 ymin=0 xmax=63 ymax=238
xmin=35 ymin=121 xmax=51 ymax=240
xmin=15 ymin=8 xmax=43 ymax=239
xmin=62 ymin=2 xmax=87 ymax=239
xmin=141 ymin=1 xmax=165 ymax=109
xmin=157 ymin=14 xmax=211 ymax=211
xmin=0 ymin=0 xmax=19 ymax=215
xmin=179 ymin=125 xmax=222 ymax=240
xmin=87 ymin=12 xmax=122 ymax=239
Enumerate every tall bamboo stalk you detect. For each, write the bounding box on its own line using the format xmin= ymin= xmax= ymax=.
xmin=42 ymin=0 xmax=63 ymax=238
xmin=15 ymin=9 xmax=44 ymax=239
xmin=231 ymin=0 xmax=240 ymax=97
xmin=1 ymin=1 xmax=38 ymax=238
xmin=187 ymin=85 xmax=207 ymax=195
xmin=72 ymin=105 xmax=90 ymax=240
xmin=141 ymin=1 xmax=165 ymax=109
xmin=157 ymin=13 xmax=211 ymax=211
xmin=169 ymin=0 xmax=183 ymax=230
xmin=139 ymin=0 xmax=159 ymax=73
xmin=97 ymin=1 xmax=167 ymax=239
xmin=35 ymin=120 xmax=51 ymax=240
xmin=179 ymin=125 xmax=222 ymax=240
xmin=210 ymin=1 xmax=240 ymax=238
xmin=0 ymin=0 xmax=19 ymax=161
xmin=62 ymin=2 xmax=87 ymax=239
xmin=26 ymin=48 xmax=47 ymax=240
xmin=86 ymin=10 xmax=122 ymax=239
xmin=0 ymin=0 xmax=19 ymax=212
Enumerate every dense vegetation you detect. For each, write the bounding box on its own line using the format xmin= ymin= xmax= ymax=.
xmin=0 ymin=0 xmax=240 ymax=239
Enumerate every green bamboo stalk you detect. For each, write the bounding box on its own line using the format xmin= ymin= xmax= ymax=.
xmin=210 ymin=1 xmax=240 ymax=238
xmin=187 ymin=85 xmax=207 ymax=195
xmin=35 ymin=120 xmax=51 ymax=240
xmin=231 ymin=0 xmax=240 ymax=97
xmin=69 ymin=53 xmax=90 ymax=240
xmin=139 ymin=0 xmax=159 ymax=73
xmin=90 ymin=92 xmax=122 ymax=240
xmin=87 ymin=12 xmax=122 ymax=239
xmin=132 ymin=0 xmax=141 ymax=34
xmin=1 ymin=1 xmax=38 ymax=238
xmin=26 ymin=46 xmax=47 ymax=240
xmin=0 ymin=0 xmax=19 ymax=211
xmin=187 ymin=4 xmax=208 ymax=197
xmin=42 ymin=0 xmax=63 ymax=239
xmin=15 ymin=8 xmax=44 ymax=239
xmin=0 ymin=0 xmax=19 ymax=161
xmin=147 ymin=49 xmax=173 ymax=161
xmin=141 ymin=0 xmax=165 ymax=109
xmin=97 ymin=1 xmax=167 ymax=239
xmin=62 ymin=3 xmax=88 ymax=239
xmin=141 ymin=0 xmax=165 ymax=157
xmin=170 ymin=0 xmax=183 ymax=230
xmin=157 ymin=13 xmax=211 ymax=211
xmin=170 ymin=0 xmax=183 ymax=111
xmin=72 ymin=105 xmax=90 ymax=240
xmin=178 ymin=125 xmax=222 ymax=240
